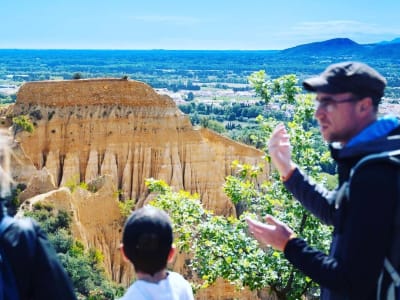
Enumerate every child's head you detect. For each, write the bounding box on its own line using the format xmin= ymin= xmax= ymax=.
xmin=122 ymin=206 xmax=173 ymax=276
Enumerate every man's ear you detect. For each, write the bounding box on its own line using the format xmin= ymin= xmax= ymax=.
xmin=119 ymin=243 xmax=130 ymax=263
xmin=358 ymin=96 xmax=373 ymax=113
xmin=167 ymin=244 xmax=176 ymax=263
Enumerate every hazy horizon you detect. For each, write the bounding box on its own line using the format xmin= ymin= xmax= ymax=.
xmin=1 ymin=36 xmax=398 ymax=51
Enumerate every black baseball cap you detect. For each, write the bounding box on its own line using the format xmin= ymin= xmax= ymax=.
xmin=303 ymin=62 xmax=387 ymax=103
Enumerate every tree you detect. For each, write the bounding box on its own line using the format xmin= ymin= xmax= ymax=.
xmin=199 ymin=116 xmax=210 ymax=128
xmin=12 ymin=115 xmax=34 ymax=138
xmin=199 ymin=117 xmax=225 ymax=134
xmin=229 ymin=125 xmax=265 ymax=149
xmin=206 ymin=120 xmax=226 ymax=134
xmin=224 ymin=72 xmax=332 ymax=298
xmin=190 ymin=112 xmax=200 ymax=125
xmin=145 ymin=72 xmax=333 ymax=299
xmin=72 ymin=72 xmax=82 ymax=79
xmin=186 ymin=92 xmax=194 ymax=101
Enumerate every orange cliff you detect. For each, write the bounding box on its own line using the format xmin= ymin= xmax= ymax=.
xmin=8 ymin=79 xmax=271 ymax=298
xmin=12 ymin=78 xmax=268 ymax=215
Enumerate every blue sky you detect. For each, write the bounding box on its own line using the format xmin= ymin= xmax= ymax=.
xmin=2 ymin=0 xmax=399 ymax=50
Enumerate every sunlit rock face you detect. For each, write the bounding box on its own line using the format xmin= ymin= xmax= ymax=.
xmin=13 ymin=79 xmax=266 ymax=215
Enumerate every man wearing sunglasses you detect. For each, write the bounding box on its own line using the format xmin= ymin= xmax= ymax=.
xmin=247 ymin=62 xmax=400 ymax=299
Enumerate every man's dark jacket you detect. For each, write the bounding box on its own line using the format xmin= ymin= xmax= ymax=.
xmin=283 ymin=126 xmax=400 ymax=299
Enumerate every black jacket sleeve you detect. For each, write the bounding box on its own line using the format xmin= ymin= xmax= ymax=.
xmin=284 ymin=168 xmax=337 ymax=225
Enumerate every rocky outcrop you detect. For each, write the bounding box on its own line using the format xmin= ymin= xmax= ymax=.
xmin=18 ymin=175 xmax=133 ymax=285
xmin=9 ymin=79 xmax=269 ymax=299
xmin=12 ymin=79 xmax=267 ymax=215
xmin=18 ymin=167 xmax=56 ymax=201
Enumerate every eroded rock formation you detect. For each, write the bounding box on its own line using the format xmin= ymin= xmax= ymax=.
xmin=9 ymin=78 xmax=269 ymax=299
xmin=13 ymin=79 xmax=266 ymax=215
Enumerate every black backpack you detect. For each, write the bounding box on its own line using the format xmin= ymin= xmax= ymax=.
xmin=336 ymin=149 xmax=400 ymax=300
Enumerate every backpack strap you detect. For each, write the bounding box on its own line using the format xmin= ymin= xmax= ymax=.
xmin=335 ymin=149 xmax=400 ymax=210
xmin=382 ymin=165 xmax=400 ymax=298
xmin=335 ymin=181 xmax=349 ymax=209
xmin=349 ymin=149 xmax=400 ymax=178
xmin=384 ymin=258 xmax=400 ymax=287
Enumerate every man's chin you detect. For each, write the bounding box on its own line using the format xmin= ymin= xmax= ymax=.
xmin=319 ymin=127 xmax=329 ymax=140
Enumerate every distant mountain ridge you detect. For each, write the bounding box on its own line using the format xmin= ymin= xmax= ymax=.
xmin=378 ymin=37 xmax=400 ymax=45
xmin=280 ymin=37 xmax=400 ymax=59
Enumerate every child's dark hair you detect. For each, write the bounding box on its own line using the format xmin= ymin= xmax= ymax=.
xmin=122 ymin=206 xmax=173 ymax=276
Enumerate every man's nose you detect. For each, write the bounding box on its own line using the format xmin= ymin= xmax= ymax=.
xmin=314 ymin=105 xmax=324 ymax=120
